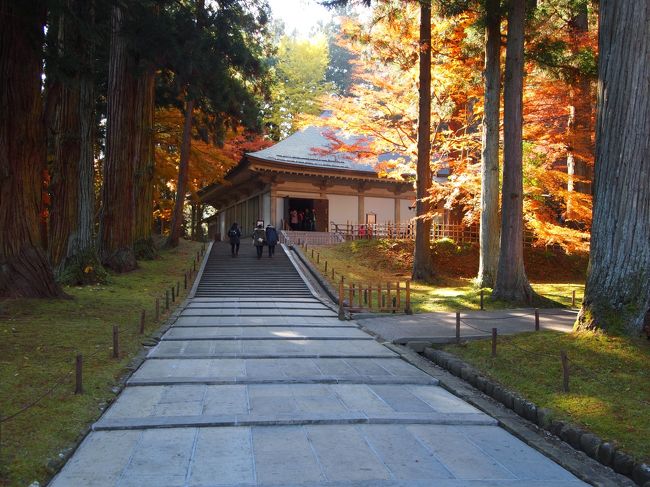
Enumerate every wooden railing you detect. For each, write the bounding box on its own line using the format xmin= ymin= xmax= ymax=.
xmin=337 ymin=280 xmax=413 ymax=318
xmin=330 ymin=222 xmax=480 ymax=243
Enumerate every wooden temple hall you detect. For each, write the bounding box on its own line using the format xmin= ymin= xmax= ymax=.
xmin=199 ymin=126 xmax=423 ymax=240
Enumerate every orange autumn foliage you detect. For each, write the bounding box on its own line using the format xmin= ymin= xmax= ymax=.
xmin=154 ymin=107 xmax=271 ymax=223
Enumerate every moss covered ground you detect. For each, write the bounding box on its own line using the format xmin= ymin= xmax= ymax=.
xmin=0 ymin=239 xmax=202 ymax=486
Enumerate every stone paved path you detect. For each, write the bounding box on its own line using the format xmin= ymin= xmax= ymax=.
xmin=50 ymin=243 xmax=586 ymax=486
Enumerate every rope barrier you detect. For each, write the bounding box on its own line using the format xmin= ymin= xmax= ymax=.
xmin=0 ymin=371 xmax=72 ymax=424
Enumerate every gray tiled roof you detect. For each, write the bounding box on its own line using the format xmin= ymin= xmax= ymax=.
xmin=246 ymin=126 xmax=377 ymax=173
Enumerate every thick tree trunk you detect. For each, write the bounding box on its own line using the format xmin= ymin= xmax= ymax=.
xmin=99 ymin=5 xmax=137 ymax=272
xmin=576 ymin=1 xmax=650 ymax=335
xmin=133 ymin=68 xmax=157 ymax=259
xmin=166 ymin=97 xmax=195 ymax=248
xmin=412 ymin=0 xmax=435 ymax=283
xmin=477 ymin=0 xmax=501 ymax=288
xmin=49 ymin=0 xmax=100 ymax=283
xmin=0 ymin=1 xmax=65 ymax=298
xmin=492 ymin=0 xmax=533 ymax=303
xmin=566 ymin=3 xmax=593 ymax=220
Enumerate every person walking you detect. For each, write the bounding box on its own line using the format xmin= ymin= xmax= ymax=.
xmin=252 ymin=223 xmax=266 ymax=259
xmin=228 ymin=222 xmax=241 ymax=257
xmin=265 ymin=224 xmax=278 ymax=257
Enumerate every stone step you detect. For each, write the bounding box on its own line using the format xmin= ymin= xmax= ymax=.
xmin=161 ymin=326 xmax=370 ymax=340
xmin=147 ymin=339 xmax=396 ymax=359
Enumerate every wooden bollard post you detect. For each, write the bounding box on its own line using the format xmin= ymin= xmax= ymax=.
xmin=534 ymin=308 xmax=540 ymax=331
xmin=165 ymin=290 xmax=170 ymax=310
xmin=324 ymin=261 xmax=328 ymax=272
xmin=368 ymin=285 xmax=373 ymax=309
xmin=75 ymin=354 xmax=83 ymax=394
xmin=338 ymin=281 xmax=345 ymax=320
xmin=491 ymin=328 xmax=497 ymax=357
xmin=331 ymin=268 xmax=335 ymax=279
xmin=176 ymin=281 xmax=180 ymax=297
xmin=364 ymin=288 xmax=368 ymax=305
xmin=171 ymin=285 xmax=175 ymax=303
xmin=349 ymin=284 xmax=354 ymax=308
xmin=112 ymin=325 xmax=119 ymax=358
xmin=184 ymin=273 xmax=188 ymax=290
xmin=193 ymin=260 xmax=197 ymax=272
xmin=571 ymin=290 xmax=576 ymax=307
xmin=155 ymin=298 xmax=160 ymax=321
xmin=196 ymin=251 xmax=200 ymax=262
xmin=560 ymin=350 xmax=570 ymax=392
xmin=386 ymin=282 xmax=391 ymax=309
xmin=405 ymin=280 xmax=412 ymax=314
xmin=139 ymin=309 xmax=146 ymax=335
xmin=311 ymin=249 xmax=314 ymax=258
xmin=396 ymin=282 xmax=401 ymax=309
xmin=317 ymin=253 xmax=320 ymax=264
xmin=480 ymin=289 xmax=484 ymax=310
xmin=455 ymin=312 xmax=461 ymax=344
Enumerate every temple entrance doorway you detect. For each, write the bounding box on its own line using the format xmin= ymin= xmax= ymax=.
xmin=285 ymin=198 xmax=329 ymax=232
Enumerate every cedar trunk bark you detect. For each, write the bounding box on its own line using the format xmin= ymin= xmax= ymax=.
xmin=412 ymin=0 xmax=435 ymax=283
xmin=576 ymin=1 xmax=650 ymax=335
xmin=99 ymin=5 xmax=137 ymax=272
xmin=48 ymin=0 xmax=98 ymax=281
xmin=566 ymin=4 xmax=593 ymax=221
xmin=0 ymin=1 xmax=65 ymax=298
xmin=166 ymin=97 xmax=195 ymax=248
xmin=133 ymin=68 xmax=157 ymax=259
xmin=477 ymin=0 xmax=501 ymax=288
xmin=492 ymin=0 xmax=533 ymax=303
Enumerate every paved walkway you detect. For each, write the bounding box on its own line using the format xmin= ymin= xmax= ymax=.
xmin=356 ymin=309 xmax=577 ymax=346
xmin=51 ymin=243 xmax=586 ymax=486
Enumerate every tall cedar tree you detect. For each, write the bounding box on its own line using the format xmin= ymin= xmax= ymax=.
xmin=565 ymin=2 xmax=592 ymax=218
xmin=477 ymin=0 xmax=501 ymax=288
xmin=412 ymin=0 xmax=436 ymax=282
xmin=576 ymin=1 xmax=649 ymax=335
xmin=167 ymin=0 xmax=205 ymax=248
xmin=0 ymin=1 xmax=65 ymax=297
xmin=99 ymin=5 xmax=138 ymax=272
xmin=133 ymin=67 xmax=157 ymax=259
xmin=492 ymin=0 xmax=534 ymax=302
xmin=47 ymin=0 xmax=100 ymax=281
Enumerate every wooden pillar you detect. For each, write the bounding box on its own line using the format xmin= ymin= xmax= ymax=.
xmin=358 ymin=194 xmax=365 ymax=227
xmin=394 ymin=197 xmax=401 ymax=225
xmin=270 ymin=190 xmax=277 ymax=227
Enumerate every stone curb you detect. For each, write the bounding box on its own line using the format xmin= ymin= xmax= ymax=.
xmin=288 ymin=244 xmax=350 ymax=319
xmin=46 ymin=245 xmax=209 ymax=482
xmin=417 ymin=346 xmax=647 ymax=486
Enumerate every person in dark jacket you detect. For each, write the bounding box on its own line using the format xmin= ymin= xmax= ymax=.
xmin=265 ymin=224 xmax=278 ymax=257
xmin=252 ymin=223 xmax=266 ymax=259
xmin=228 ymin=222 xmax=241 ymax=257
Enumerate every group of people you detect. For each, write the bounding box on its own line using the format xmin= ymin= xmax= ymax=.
xmin=227 ymin=222 xmax=278 ymax=259
xmin=289 ymin=208 xmax=316 ymax=231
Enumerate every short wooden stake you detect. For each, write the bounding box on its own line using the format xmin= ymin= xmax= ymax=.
xmin=184 ymin=273 xmax=187 ymax=290
xmin=311 ymin=249 xmax=314 ymax=258
xmin=165 ymin=290 xmax=169 ymax=310
xmin=560 ymin=350 xmax=570 ymax=392
xmin=171 ymin=285 xmax=175 ymax=302
xmin=331 ymin=268 xmax=335 ymax=279
xmin=193 ymin=260 xmax=197 ymax=272
xmin=75 ymin=354 xmax=83 ymax=394
xmin=317 ymin=253 xmax=320 ymax=264
xmin=405 ymin=280 xmax=412 ymax=314
xmin=491 ymin=328 xmax=497 ymax=357
xmin=534 ymin=308 xmax=540 ymax=331
xmin=338 ymin=281 xmax=345 ymax=320
xmin=363 ymin=288 xmax=368 ymax=305
xmin=480 ymin=289 xmax=484 ymax=310
xmin=112 ymin=325 xmax=119 ymax=358
xmin=455 ymin=312 xmax=461 ymax=344
xmin=155 ymin=298 xmax=160 ymax=321
xmin=571 ymin=290 xmax=576 ymax=307
xmin=324 ymin=261 xmax=328 ymax=272
xmin=139 ymin=309 xmax=146 ymax=335
xmin=396 ymin=282 xmax=401 ymax=309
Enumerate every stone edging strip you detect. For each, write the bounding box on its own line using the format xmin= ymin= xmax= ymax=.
xmin=383 ymin=342 xmax=645 ymax=487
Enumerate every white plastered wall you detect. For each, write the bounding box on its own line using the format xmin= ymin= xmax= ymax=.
xmin=364 ymin=196 xmax=395 ymax=224
xmin=400 ymin=199 xmax=416 ymax=224
xmin=328 ymin=194 xmax=358 ymax=225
